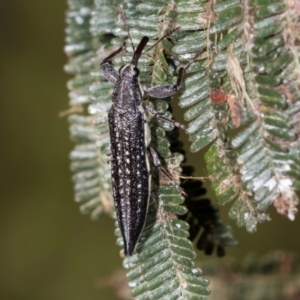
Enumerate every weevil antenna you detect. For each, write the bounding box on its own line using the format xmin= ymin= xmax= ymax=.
xmin=131 ymin=36 xmax=149 ymax=67
xmin=117 ymin=5 xmax=135 ymax=53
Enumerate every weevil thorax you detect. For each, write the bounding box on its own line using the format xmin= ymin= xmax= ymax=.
xmin=111 ymin=63 xmax=143 ymax=109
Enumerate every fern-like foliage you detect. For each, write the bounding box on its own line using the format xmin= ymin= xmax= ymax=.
xmin=173 ymin=0 xmax=300 ymax=231
xmin=65 ymin=0 xmax=118 ymax=219
xmin=64 ymin=0 xmax=300 ymax=298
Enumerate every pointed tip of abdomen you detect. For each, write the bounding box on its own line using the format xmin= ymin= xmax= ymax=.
xmin=124 ymin=239 xmax=136 ymax=256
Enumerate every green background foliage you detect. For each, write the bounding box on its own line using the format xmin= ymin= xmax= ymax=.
xmin=0 ymin=1 xmax=299 ymax=299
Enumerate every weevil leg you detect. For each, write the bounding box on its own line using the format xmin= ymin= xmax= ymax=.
xmin=101 ymin=63 xmax=119 ymax=84
xmin=144 ymin=83 xmax=180 ymax=99
xmin=144 ymin=105 xmax=186 ymax=130
xmin=144 ymin=52 xmax=201 ymax=98
xmin=148 ymin=147 xmax=187 ymax=196
xmin=100 ymin=45 xmax=125 ymax=84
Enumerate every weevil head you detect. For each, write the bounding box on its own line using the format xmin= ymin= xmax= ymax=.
xmin=119 ymin=64 xmax=140 ymax=80
xmin=118 ymin=36 xmax=149 ymax=81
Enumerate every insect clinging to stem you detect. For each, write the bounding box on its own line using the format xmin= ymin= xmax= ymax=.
xmin=100 ymin=7 xmax=200 ymax=256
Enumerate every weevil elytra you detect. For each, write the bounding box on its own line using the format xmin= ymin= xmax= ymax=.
xmin=101 ymin=36 xmax=198 ymax=256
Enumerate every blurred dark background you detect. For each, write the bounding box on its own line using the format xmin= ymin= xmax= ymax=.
xmin=0 ymin=1 xmax=299 ymax=300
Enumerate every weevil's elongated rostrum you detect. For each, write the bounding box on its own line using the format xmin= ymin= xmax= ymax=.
xmin=101 ymin=37 xmax=197 ymax=256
